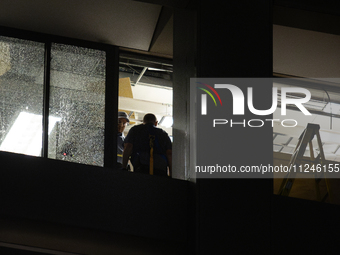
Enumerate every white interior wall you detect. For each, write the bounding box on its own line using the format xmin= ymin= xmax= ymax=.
xmin=274 ymin=24 xmax=340 ymax=79
xmin=273 ymin=25 xmax=340 ymax=161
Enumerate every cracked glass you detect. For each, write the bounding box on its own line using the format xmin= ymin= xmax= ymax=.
xmin=49 ymin=43 xmax=106 ymax=166
xmin=0 ymin=36 xmax=44 ymax=156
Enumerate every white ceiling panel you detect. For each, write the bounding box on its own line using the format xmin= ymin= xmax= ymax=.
xmin=0 ymin=0 xmax=162 ymax=51
xmin=274 ymin=24 xmax=340 ymax=78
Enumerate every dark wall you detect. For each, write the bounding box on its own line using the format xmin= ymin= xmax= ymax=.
xmin=0 ymin=247 xmax=44 ymax=255
xmin=194 ymin=0 xmax=273 ymax=254
xmin=192 ymin=0 xmax=340 ymax=254
xmin=0 ymin=151 xmax=189 ymax=243
xmin=272 ymin=195 xmax=340 ymax=254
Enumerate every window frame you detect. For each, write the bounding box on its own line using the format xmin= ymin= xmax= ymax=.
xmin=0 ymin=26 xmax=119 ymax=168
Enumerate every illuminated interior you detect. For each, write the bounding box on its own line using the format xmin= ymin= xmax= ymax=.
xmin=273 ymin=79 xmax=340 ymax=162
xmin=118 ymin=53 xmax=173 ymax=138
xmin=0 ymin=37 xmax=173 ymax=166
xmin=273 ymin=78 xmax=340 ymax=204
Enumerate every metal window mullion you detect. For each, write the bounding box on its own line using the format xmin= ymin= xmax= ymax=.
xmin=42 ymin=41 xmax=52 ymax=158
xmin=104 ymin=46 xmax=119 ymax=168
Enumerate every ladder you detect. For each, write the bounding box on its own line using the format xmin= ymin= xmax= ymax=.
xmin=277 ymin=123 xmax=332 ymax=202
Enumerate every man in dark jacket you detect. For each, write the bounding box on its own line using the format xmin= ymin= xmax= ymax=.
xmin=122 ymin=113 xmax=172 ymax=177
xmin=117 ymin=111 xmax=129 ymax=169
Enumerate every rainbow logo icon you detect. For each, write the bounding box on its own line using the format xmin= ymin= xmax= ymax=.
xmin=197 ymin=82 xmax=222 ymax=115
xmin=197 ymin=82 xmax=222 ymax=106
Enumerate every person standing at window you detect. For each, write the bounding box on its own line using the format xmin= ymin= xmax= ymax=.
xmin=122 ymin=113 xmax=172 ymax=177
xmin=117 ymin=111 xmax=129 ymax=169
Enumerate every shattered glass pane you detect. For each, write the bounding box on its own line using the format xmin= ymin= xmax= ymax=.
xmin=49 ymin=43 xmax=106 ymax=166
xmin=0 ymin=36 xmax=44 ymax=156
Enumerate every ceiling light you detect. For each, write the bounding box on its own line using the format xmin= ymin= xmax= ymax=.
xmin=159 ymin=116 xmax=173 ymax=128
xmin=148 ymin=67 xmax=167 ymax=72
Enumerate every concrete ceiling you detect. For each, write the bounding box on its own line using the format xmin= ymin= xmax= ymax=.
xmin=1 ymin=1 xmax=340 ymax=61
xmin=0 ymin=0 xmax=174 ymax=57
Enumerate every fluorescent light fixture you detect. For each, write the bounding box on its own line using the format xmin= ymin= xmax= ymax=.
xmin=159 ymin=116 xmax=173 ymax=128
xmin=0 ymin=112 xmax=61 ymax=156
xmin=147 ymin=67 xmax=167 ymax=72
